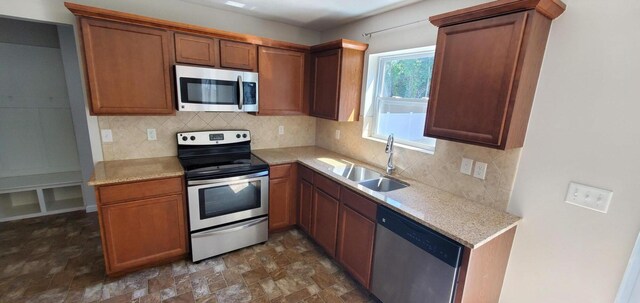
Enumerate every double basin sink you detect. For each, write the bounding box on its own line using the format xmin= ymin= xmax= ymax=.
xmin=330 ymin=165 xmax=409 ymax=192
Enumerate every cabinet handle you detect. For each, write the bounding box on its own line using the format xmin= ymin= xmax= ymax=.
xmin=238 ymin=75 xmax=244 ymax=110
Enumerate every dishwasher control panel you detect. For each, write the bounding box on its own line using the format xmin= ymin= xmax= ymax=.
xmin=377 ymin=206 xmax=463 ymax=268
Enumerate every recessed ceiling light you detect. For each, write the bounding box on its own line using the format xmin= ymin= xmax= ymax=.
xmin=224 ymin=1 xmax=246 ymax=8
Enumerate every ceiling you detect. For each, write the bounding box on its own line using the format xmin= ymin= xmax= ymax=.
xmin=181 ymin=0 xmax=422 ymax=31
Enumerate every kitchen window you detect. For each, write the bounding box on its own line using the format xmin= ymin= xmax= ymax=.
xmin=367 ymin=46 xmax=437 ymax=152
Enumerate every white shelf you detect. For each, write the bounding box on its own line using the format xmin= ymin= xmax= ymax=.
xmin=0 ymin=172 xmax=85 ymax=222
xmin=43 ymin=185 xmax=84 ymax=211
xmin=0 ymin=171 xmax=82 ymax=193
xmin=0 ymin=190 xmax=42 ymax=220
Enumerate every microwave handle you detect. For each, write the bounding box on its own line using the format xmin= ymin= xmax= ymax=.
xmin=237 ymin=75 xmax=244 ymax=110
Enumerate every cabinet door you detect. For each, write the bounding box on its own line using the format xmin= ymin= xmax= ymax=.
xmin=425 ymin=12 xmax=527 ymax=147
xmin=311 ymin=189 xmax=340 ymax=257
xmin=100 ymin=194 xmax=187 ymax=274
xmin=174 ymin=33 xmax=217 ymax=66
xmin=298 ymin=179 xmax=313 ymax=234
xmin=310 ymin=49 xmax=341 ymax=120
xmin=337 ymin=204 xmax=376 ymax=289
xmin=269 ymin=177 xmax=294 ymax=231
xmin=258 ymin=47 xmax=307 ymax=115
xmin=220 ymin=40 xmax=257 ymax=71
xmin=80 ymin=18 xmax=173 ymax=115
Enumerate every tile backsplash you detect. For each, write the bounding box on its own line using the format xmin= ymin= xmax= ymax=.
xmin=97 ymin=112 xmax=316 ymax=161
xmin=316 ymin=119 xmax=521 ymax=211
xmin=97 ymin=112 xmax=520 ymax=211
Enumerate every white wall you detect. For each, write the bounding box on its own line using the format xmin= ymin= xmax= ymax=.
xmin=58 ymin=24 xmax=97 ymax=209
xmin=0 ymin=36 xmax=81 ymax=178
xmin=0 ymin=0 xmax=321 ymax=45
xmin=501 ymin=0 xmax=640 ymax=302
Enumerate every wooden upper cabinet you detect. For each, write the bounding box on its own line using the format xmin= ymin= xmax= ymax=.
xmin=257 ymin=46 xmax=307 ymax=115
xmin=310 ymin=40 xmax=367 ymax=121
xmin=425 ymin=0 xmax=566 ymax=149
xmin=220 ymin=40 xmax=257 ymax=71
xmin=79 ymin=18 xmax=174 ymax=115
xmin=310 ymin=49 xmax=340 ymax=120
xmin=174 ymin=33 xmax=217 ymax=66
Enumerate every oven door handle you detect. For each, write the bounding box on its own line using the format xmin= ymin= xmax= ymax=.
xmin=187 ymin=170 xmax=268 ymax=186
xmin=192 ymin=216 xmax=267 ymax=238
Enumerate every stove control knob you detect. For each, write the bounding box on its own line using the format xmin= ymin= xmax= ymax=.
xmin=236 ymin=134 xmax=241 ymax=138
xmin=190 ymin=136 xmax=196 ymax=141
xmin=181 ymin=136 xmax=187 ymax=141
xmin=242 ymin=134 xmax=247 ymax=138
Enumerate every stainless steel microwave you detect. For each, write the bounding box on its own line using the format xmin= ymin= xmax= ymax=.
xmin=175 ymin=65 xmax=258 ymax=112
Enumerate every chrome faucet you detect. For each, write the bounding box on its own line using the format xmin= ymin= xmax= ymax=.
xmin=385 ymin=134 xmax=395 ymax=175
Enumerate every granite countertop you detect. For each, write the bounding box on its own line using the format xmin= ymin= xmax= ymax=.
xmin=89 ymin=156 xmax=184 ymax=186
xmin=253 ymin=146 xmax=520 ymax=249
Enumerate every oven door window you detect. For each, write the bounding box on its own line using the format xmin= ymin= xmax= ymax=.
xmin=199 ymin=181 xmax=261 ymax=219
xmin=180 ymin=77 xmax=239 ymax=105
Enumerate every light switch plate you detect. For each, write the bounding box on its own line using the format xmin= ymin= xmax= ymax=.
xmin=335 ymin=130 xmax=341 ymax=140
xmin=460 ymin=158 xmax=473 ymax=175
xmin=278 ymin=126 xmax=284 ymax=135
xmin=147 ymin=128 xmax=157 ymax=141
xmin=473 ymin=162 xmax=488 ymax=180
xmin=565 ymin=182 xmax=613 ymax=213
xmin=101 ymin=129 xmax=113 ymax=142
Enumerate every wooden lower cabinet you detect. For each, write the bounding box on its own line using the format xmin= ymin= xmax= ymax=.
xmin=311 ymin=189 xmax=340 ymax=257
xmin=298 ymin=179 xmax=313 ymax=234
xmin=95 ymin=176 xmax=187 ymax=276
xmin=268 ymin=164 xmax=297 ymax=232
xmin=294 ymin=165 xmax=516 ymax=300
xmin=336 ymin=204 xmax=376 ymax=289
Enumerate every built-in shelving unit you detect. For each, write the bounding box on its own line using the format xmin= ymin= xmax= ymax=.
xmin=0 ymin=171 xmax=85 ymax=222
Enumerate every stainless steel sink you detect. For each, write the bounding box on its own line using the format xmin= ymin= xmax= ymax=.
xmin=358 ymin=177 xmax=409 ymax=192
xmin=331 ymin=165 xmax=382 ymax=182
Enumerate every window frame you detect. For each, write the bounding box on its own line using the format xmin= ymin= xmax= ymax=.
xmin=368 ymin=46 xmax=437 ymax=153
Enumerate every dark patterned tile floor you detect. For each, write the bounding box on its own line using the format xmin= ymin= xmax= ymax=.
xmin=0 ymin=211 xmax=375 ymax=303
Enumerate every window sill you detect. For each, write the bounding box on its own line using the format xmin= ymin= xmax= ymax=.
xmin=362 ymin=135 xmax=435 ymax=155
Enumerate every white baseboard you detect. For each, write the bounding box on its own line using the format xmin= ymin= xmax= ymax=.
xmin=85 ymin=205 xmax=97 ymax=213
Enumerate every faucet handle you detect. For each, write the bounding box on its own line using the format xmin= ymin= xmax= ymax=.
xmin=385 ymin=134 xmax=394 ymax=153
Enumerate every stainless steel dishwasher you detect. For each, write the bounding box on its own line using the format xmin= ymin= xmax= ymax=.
xmin=371 ymin=206 xmax=464 ymax=303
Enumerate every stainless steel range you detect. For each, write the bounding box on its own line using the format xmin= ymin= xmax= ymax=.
xmin=177 ymin=130 xmax=269 ymax=262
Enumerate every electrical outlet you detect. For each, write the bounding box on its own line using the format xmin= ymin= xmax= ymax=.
xmin=335 ymin=130 xmax=341 ymax=140
xmin=278 ymin=126 xmax=284 ymax=135
xmin=565 ymin=182 xmax=613 ymax=213
xmin=147 ymin=128 xmax=157 ymax=141
xmin=101 ymin=129 xmax=113 ymax=142
xmin=473 ymin=162 xmax=488 ymax=180
xmin=460 ymin=158 xmax=473 ymax=175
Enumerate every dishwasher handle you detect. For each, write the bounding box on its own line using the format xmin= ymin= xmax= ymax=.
xmin=377 ymin=205 xmax=463 ymax=268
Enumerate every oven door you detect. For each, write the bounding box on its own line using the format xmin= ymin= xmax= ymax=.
xmin=187 ymin=171 xmax=268 ymax=231
xmin=176 ymin=65 xmax=258 ymax=112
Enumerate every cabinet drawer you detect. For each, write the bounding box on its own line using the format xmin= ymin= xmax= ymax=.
xmin=270 ymin=164 xmax=291 ymax=179
xmin=340 ymin=188 xmax=377 ymax=221
xmin=98 ymin=177 xmax=183 ymax=205
xmin=299 ymin=165 xmax=314 ymax=183
xmin=315 ymin=173 xmax=340 ymax=199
